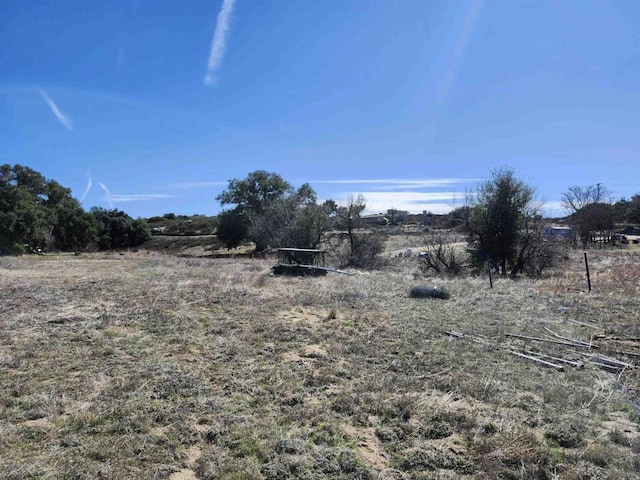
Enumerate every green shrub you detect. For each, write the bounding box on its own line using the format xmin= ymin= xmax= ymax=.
xmin=10 ymin=242 xmax=26 ymax=256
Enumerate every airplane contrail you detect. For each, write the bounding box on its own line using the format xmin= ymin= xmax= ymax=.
xmin=38 ymin=89 xmax=73 ymax=131
xmin=80 ymin=171 xmax=93 ymax=203
xmin=204 ymin=0 xmax=237 ymax=86
xmin=98 ymin=182 xmax=114 ymax=209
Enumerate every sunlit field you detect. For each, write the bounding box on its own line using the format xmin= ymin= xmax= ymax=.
xmin=1 ymin=246 xmax=639 ymax=479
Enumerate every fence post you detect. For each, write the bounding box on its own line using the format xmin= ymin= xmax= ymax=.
xmin=584 ymin=252 xmax=591 ymax=293
xmin=487 ymin=255 xmax=493 ymax=289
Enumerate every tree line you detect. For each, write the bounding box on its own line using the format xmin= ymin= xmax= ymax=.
xmin=215 ymin=169 xmax=640 ymax=276
xmin=0 ymin=164 xmax=150 ymax=255
xmin=2 ymin=164 xmax=639 ymax=278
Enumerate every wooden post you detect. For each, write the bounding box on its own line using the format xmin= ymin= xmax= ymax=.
xmin=584 ymin=252 xmax=591 ymax=293
xmin=487 ymin=255 xmax=493 ymax=289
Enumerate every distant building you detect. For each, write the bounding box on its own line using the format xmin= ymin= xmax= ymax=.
xmin=544 ymin=225 xmax=572 ymax=240
xmin=360 ymin=213 xmax=388 ymax=225
xmin=386 ymin=209 xmax=408 ymax=223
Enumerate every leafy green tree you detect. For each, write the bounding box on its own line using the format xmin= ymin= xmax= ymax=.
xmin=217 ymin=170 xmax=292 ymax=213
xmin=469 ymin=168 xmax=541 ymax=277
xmin=216 ymin=208 xmax=249 ymax=249
xmin=0 ymin=164 xmax=104 ymax=253
xmin=613 ymin=194 xmax=640 ymax=224
xmin=628 ymin=194 xmax=640 ymax=224
xmin=0 ymin=165 xmax=48 ymax=253
xmin=91 ymin=208 xmax=151 ymax=250
xmin=50 ymin=198 xmax=98 ymax=251
xmin=216 ymin=171 xmax=333 ymax=252
xmin=0 ymin=164 xmax=150 ymax=254
xmin=0 ymin=186 xmax=44 ymax=254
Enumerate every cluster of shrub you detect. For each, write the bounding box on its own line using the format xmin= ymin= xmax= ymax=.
xmin=0 ymin=164 xmax=150 ymax=255
xmin=419 ymin=170 xmax=640 ymax=278
xmin=146 ymin=213 xmax=218 ymax=236
xmin=214 ymin=170 xmax=384 ymax=267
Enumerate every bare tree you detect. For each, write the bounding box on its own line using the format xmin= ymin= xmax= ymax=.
xmin=510 ymin=206 xmax=561 ymax=277
xmin=419 ymin=231 xmax=468 ymax=275
xmin=562 ymin=184 xmax=612 ymax=212
xmin=562 ymin=184 xmax=615 ymax=247
xmin=325 ymin=195 xmax=385 ymax=268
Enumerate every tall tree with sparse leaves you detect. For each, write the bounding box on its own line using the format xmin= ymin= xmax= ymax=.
xmin=469 ymin=168 xmax=547 ymax=277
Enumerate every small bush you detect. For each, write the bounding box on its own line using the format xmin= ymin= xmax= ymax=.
xmin=419 ymin=231 xmax=468 ymax=275
xmin=409 ymin=286 xmax=451 ymax=300
xmin=581 ymin=443 xmax=613 ymax=467
xmin=10 ymin=242 xmax=26 ymax=256
xmin=544 ymin=422 xmax=584 ymax=448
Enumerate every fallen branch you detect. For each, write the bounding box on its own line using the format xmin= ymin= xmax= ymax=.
xmin=565 ymin=318 xmax=601 ymax=329
xmin=504 ymin=333 xmax=589 ymax=349
xmin=589 ymin=361 xmax=623 ymax=372
xmin=506 ymin=350 xmax=564 ymax=371
xmin=609 ymin=349 xmax=640 ymax=358
xmin=543 ymin=327 xmax=596 ymax=349
xmin=593 ymin=335 xmax=640 ymax=343
xmin=444 ymin=330 xmax=489 ymax=345
xmin=581 ymin=353 xmax=635 ymax=369
xmin=524 ymin=350 xmax=584 ymax=369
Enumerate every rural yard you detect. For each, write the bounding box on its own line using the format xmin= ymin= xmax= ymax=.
xmin=1 ymin=248 xmax=640 ymax=479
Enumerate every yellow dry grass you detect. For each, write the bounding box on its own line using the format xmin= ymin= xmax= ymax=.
xmin=1 ymin=248 xmax=639 ymax=479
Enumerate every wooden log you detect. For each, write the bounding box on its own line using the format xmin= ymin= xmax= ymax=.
xmin=506 ymin=350 xmax=565 ymax=371
xmin=444 ymin=330 xmax=465 ymax=338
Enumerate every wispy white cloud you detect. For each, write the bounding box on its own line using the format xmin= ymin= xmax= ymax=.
xmin=437 ymin=0 xmax=484 ymax=103
xmin=204 ymin=0 xmax=237 ymax=86
xmin=335 ymin=191 xmax=468 ymax=215
xmin=98 ymin=178 xmax=179 ymax=204
xmin=339 ymin=191 xmax=563 ymax=217
xmin=314 ymin=178 xmax=477 ymax=189
xmin=98 ymin=180 xmax=177 ymax=206
xmin=98 ymin=182 xmax=115 ymax=209
xmin=38 ymin=89 xmax=73 ymax=131
xmin=174 ymin=180 xmax=228 ymax=189
xmin=80 ymin=171 xmax=93 ymax=203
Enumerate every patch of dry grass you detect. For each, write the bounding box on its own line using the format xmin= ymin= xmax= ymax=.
xmin=1 ymin=248 xmax=639 ymax=479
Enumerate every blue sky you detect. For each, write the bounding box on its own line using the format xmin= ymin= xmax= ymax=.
xmin=1 ymin=0 xmax=638 ymax=218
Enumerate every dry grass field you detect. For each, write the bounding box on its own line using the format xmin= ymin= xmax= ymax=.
xmin=1 ymin=246 xmax=640 ymax=479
